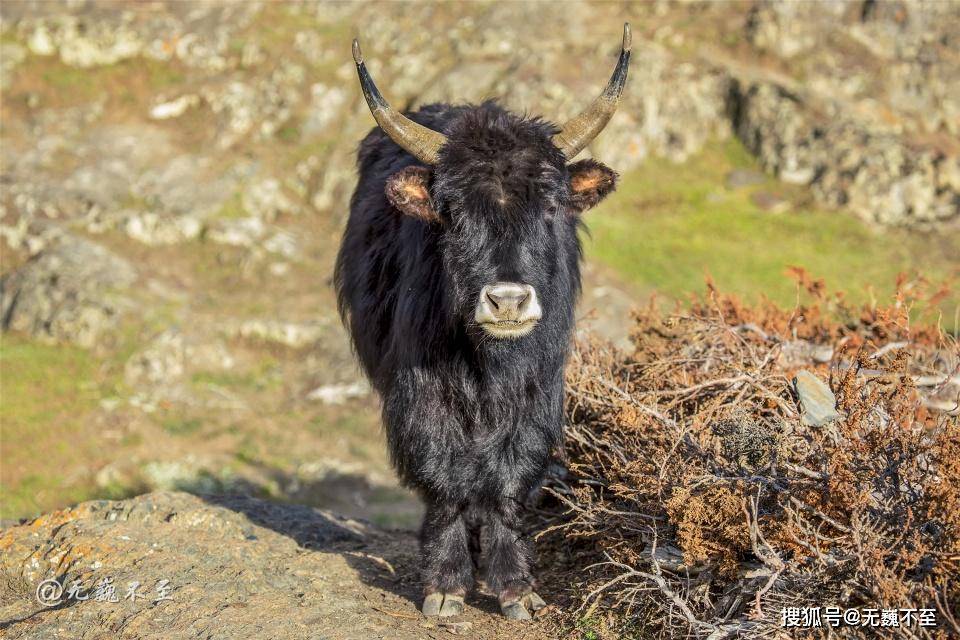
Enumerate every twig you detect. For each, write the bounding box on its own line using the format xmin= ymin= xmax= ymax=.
xmin=371 ymin=606 xmax=420 ymax=620
xmin=345 ymin=551 xmax=396 ymax=576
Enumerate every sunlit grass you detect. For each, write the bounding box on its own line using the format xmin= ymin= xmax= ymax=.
xmin=584 ymin=138 xmax=959 ymax=329
xmin=0 ymin=335 xmax=102 ymax=518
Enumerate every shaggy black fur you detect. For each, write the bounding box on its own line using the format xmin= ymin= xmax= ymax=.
xmin=334 ymin=101 xmax=617 ymax=607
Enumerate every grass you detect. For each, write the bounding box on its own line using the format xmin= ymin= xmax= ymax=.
xmin=21 ymin=56 xmax=185 ymax=106
xmin=0 ymin=328 xmax=149 ymax=520
xmin=160 ymin=416 xmax=204 ymax=437
xmin=585 ymin=138 xmax=960 ymax=329
xmin=212 ymin=192 xmax=247 ymax=220
xmin=0 ymin=334 xmax=103 ymax=518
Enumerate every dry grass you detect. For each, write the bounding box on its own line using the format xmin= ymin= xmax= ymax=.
xmin=537 ymin=272 xmax=959 ymax=639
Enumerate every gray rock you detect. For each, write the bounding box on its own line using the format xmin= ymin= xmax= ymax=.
xmin=0 ymin=41 xmax=26 ymax=89
xmin=745 ymin=1 xmax=847 ymax=59
xmin=223 ymin=318 xmax=327 ymax=350
xmin=793 ymin=370 xmax=841 ymax=427
xmin=725 ymin=169 xmax=766 ymax=189
xmin=306 ymin=381 xmax=369 ymax=405
xmin=0 ymin=236 xmax=136 ymax=348
xmin=778 ymin=340 xmax=834 ymax=368
xmin=731 ymin=79 xmax=959 ymax=227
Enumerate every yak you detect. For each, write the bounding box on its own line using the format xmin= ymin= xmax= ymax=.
xmin=335 ymin=24 xmax=630 ymax=620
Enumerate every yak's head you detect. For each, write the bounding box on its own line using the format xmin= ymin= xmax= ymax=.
xmin=352 ymin=25 xmax=630 ymax=341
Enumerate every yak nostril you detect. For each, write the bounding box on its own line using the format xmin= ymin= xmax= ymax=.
xmin=516 ymin=291 xmax=530 ymax=310
xmin=486 ymin=292 xmax=502 ymax=311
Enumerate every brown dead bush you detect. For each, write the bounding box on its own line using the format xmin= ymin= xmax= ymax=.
xmin=537 ymin=275 xmax=958 ymax=639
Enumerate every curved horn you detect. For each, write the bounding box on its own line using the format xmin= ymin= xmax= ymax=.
xmin=553 ymin=23 xmax=632 ymax=159
xmin=352 ymin=38 xmax=447 ymax=165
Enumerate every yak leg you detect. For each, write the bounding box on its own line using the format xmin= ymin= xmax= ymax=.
xmin=420 ymin=500 xmax=471 ymax=617
xmin=484 ymin=501 xmax=547 ymax=620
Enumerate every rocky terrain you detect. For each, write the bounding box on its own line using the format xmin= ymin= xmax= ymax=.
xmin=0 ymin=491 xmax=548 ymax=639
xmin=1 ymin=1 xmax=958 ymax=637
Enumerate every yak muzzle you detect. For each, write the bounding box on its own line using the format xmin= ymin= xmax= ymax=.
xmin=474 ymin=283 xmax=542 ymax=339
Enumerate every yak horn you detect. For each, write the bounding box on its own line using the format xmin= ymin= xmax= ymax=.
xmin=353 ymin=38 xmax=448 ymax=165
xmin=553 ymin=23 xmax=631 ymax=159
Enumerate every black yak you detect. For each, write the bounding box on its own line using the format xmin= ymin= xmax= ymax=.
xmin=335 ymin=24 xmax=630 ymax=620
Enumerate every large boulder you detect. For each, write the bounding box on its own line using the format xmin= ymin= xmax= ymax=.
xmin=0 ymin=492 xmax=546 ymax=640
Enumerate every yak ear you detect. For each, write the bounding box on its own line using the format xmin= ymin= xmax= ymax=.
xmin=567 ymin=159 xmax=618 ymax=213
xmin=385 ymin=166 xmax=440 ymax=223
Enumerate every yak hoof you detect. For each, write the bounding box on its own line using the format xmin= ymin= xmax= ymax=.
xmin=422 ymin=593 xmax=464 ymax=617
xmin=500 ymin=592 xmax=547 ymax=620
xmin=501 ymin=601 xmax=531 ymax=620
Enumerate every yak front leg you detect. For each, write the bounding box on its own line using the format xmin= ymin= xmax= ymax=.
xmin=420 ymin=500 xmax=472 ymax=617
xmin=484 ymin=501 xmax=547 ymax=620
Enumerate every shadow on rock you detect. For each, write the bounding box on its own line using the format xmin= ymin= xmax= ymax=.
xmin=197 ymin=480 xmax=427 ymax=613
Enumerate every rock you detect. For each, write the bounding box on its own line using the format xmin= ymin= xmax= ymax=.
xmin=745 ymin=1 xmax=847 ymax=59
xmin=123 ymin=212 xmax=204 ymax=245
xmin=0 ymin=42 xmax=27 ymax=89
xmin=730 ymin=79 xmax=959 ymax=227
xmin=440 ymin=621 xmax=474 ymax=635
xmin=125 ymin=330 xmax=188 ymax=386
xmin=148 ymin=95 xmax=200 ymax=120
xmin=241 ymin=178 xmax=300 ymax=221
xmin=303 ymin=83 xmax=350 ymax=137
xmin=591 ymin=42 xmax=732 ymax=170
xmin=26 ymin=24 xmax=56 ymax=56
xmin=307 ymin=381 xmax=370 ymax=405
xmin=0 ymin=236 xmax=136 ymax=348
xmin=206 ymin=216 xmax=266 ymax=248
xmin=0 ymin=492 xmax=376 ymax=639
xmin=725 ymin=169 xmax=766 ymax=189
xmin=793 ymin=370 xmax=841 ymax=427
xmin=123 ymin=328 xmax=240 ymax=412
xmin=223 ymin=319 xmax=327 ymax=350
xmin=778 ymin=340 xmax=834 ymax=368
xmin=2 ymin=0 xmax=957 ymax=232
xmin=0 ymin=492 xmax=535 ymax=640
xmin=750 ymin=190 xmax=791 ymax=213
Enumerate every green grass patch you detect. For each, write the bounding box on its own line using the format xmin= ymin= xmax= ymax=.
xmin=0 ymin=338 xmax=91 ymax=518
xmin=0 ymin=334 xmax=99 ymax=432
xmin=160 ymin=416 xmax=204 ymax=436
xmin=0 ymin=333 xmax=136 ymax=519
xmin=10 ymin=55 xmax=187 ymax=110
xmin=192 ymin=370 xmax=258 ymax=390
xmin=212 ymin=191 xmax=247 ymax=220
xmin=42 ymin=57 xmax=182 ymax=93
xmin=585 ymin=138 xmax=960 ymax=328
xmin=276 ymin=119 xmax=302 ymax=144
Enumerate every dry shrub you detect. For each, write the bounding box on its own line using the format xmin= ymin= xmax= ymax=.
xmin=537 ymin=275 xmax=959 ymax=639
